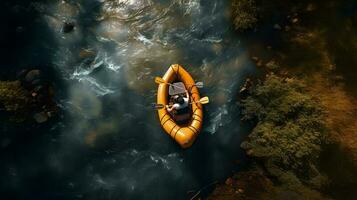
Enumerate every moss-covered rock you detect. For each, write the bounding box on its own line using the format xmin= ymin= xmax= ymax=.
xmin=0 ymin=81 xmax=32 ymax=121
xmin=0 ymin=70 xmax=58 ymax=123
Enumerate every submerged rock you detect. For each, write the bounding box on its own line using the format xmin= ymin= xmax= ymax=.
xmin=79 ymin=49 xmax=96 ymax=59
xmin=33 ymin=85 xmax=44 ymax=93
xmin=31 ymin=79 xmax=44 ymax=86
xmin=62 ymin=22 xmax=75 ymax=33
xmin=24 ymin=69 xmax=42 ymax=83
xmin=274 ymin=24 xmax=282 ymax=30
xmin=225 ymin=178 xmax=234 ymax=185
xmin=33 ymin=112 xmax=48 ymax=123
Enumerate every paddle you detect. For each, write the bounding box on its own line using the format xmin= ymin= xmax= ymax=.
xmin=194 ymin=82 xmax=204 ymax=88
xmin=193 ymin=96 xmax=209 ymax=104
xmin=152 ymin=96 xmax=210 ymax=110
xmin=155 ymin=77 xmax=204 ymax=88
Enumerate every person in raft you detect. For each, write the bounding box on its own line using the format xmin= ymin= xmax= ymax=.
xmin=166 ymin=89 xmax=189 ymax=113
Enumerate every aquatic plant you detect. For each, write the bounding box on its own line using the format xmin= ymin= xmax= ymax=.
xmin=231 ymin=0 xmax=257 ymax=31
xmin=240 ymin=73 xmax=327 ymax=187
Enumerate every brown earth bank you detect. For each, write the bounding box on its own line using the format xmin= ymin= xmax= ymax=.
xmin=208 ymin=169 xmax=331 ymax=200
xmin=209 ymin=0 xmax=357 ymax=199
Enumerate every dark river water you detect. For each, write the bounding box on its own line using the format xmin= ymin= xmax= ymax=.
xmin=0 ymin=0 xmax=256 ymax=199
xmin=2 ymin=0 xmax=356 ymax=199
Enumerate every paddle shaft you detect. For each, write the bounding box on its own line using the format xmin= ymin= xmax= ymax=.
xmin=153 ymin=98 xmax=207 ymax=109
xmin=156 ymin=77 xmax=202 ymax=89
xmin=166 ymin=82 xmax=202 ymax=90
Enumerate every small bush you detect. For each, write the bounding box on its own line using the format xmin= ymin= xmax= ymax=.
xmin=232 ymin=0 xmax=258 ymax=31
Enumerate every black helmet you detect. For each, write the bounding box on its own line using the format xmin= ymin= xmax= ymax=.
xmin=176 ymin=96 xmax=184 ymax=104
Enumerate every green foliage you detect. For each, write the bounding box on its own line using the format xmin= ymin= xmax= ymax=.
xmin=241 ymin=74 xmax=327 ymax=184
xmin=232 ymin=0 xmax=258 ymax=31
xmin=0 ymin=81 xmax=31 ymax=121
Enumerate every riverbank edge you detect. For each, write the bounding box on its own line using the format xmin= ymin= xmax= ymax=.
xmin=208 ymin=0 xmax=357 ymax=199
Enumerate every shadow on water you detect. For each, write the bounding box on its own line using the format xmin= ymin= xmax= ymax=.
xmin=0 ymin=0 xmax=57 ymax=77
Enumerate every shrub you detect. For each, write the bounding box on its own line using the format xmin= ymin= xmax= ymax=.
xmin=232 ymin=0 xmax=258 ymax=31
xmin=240 ymin=74 xmax=327 ymax=184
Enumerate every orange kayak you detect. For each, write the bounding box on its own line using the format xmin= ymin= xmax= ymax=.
xmin=157 ymin=64 xmax=203 ymax=148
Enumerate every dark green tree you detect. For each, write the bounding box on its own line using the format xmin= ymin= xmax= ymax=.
xmin=241 ymin=74 xmax=327 ymax=188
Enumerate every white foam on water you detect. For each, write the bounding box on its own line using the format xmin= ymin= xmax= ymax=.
xmin=124 ymin=149 xmax=184 ymax=172
xmin=96 ymin=19 xmax=130 ymax=43
xmin=70 ymin=51 xmax=122 ymax=96
xmin=93 ymin=174 xmax=116 ymax=190
xmin=201 ymin=37 xmax=223 ymax=43
xmin=101 ymin=52 xmax=123 ymax=72
xmin=180 ymin=0 xmax=201 ymax=16
xmin=82 ymin=149 xmax=189 ymax=196
xmin=75 ymin=76 xmax=115 ymax=96
xmin=101 ymin=0 xmax=152 ymax=19
xmin=136 ymin=32 xmax=154 ymax=45
xmin=206 ymin=105 xmax=230 ymax=134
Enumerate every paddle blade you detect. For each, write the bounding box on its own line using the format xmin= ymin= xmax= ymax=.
xmin=199 ymin=96 xmax=209 ymax=104
xmin=155 ymin=77 xmax=166 ymax=84
xmin=152 ymin=103 xmax=165 ymax=109
xmin=195 ymin=82 xmax=204 ymax=88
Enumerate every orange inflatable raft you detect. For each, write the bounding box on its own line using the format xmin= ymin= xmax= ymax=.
xmin=157 ymin=64 xmax=203 ymax=148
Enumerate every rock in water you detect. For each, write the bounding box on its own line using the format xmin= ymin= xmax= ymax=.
xmin=63 ymin=22 xmax=75 ymax=33
xmin=17 ymin=69 xmax=29 ymax=80
xmin=33 ymin=112 xmax=48 ymax=123
xmin=31 ymin=79 xmax=44 ymax=86
xmin=292 ymin=18 xmax=299 ymax=24
xmin=79 ymin=49 xmax=95 ymax=59
xmin=225 ymin=178 xmax=233 ymax=185
xmin=274 ymin=24 xmax=282 ymax=30
xmin=25 ymin=70 xmax=42 ymax=82
xmin=33 ymin=85 xmax=44 ymax=93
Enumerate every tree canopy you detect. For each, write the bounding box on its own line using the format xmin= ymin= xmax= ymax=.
xmin=241 ymin=74 xmax=327 ymax=185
